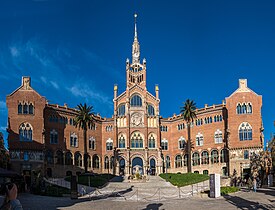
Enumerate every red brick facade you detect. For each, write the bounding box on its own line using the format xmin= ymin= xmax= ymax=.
xmin=6 ymin=20 xmax=263 ymax=178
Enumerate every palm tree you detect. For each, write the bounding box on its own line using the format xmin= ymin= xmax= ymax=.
xmin=180 ymin=99 xmax=197 ymax=173
xmin=75 ymin=103 xmax=94 ymax=173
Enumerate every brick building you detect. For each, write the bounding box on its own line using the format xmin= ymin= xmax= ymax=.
xmin=6 ymin=15 xmax=263 ymax=178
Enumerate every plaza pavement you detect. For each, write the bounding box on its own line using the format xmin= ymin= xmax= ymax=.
xmin=1 ymin=176 xmax=274 ymax=209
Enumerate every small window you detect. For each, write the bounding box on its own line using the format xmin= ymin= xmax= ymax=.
xmin=106 ymin=138 xmax=113 ymax=151
xmin=118 ymin=135 xmax=126 ymax=148
xmin=50 ymin=129 xmax=58 ymax=144
xmin=147 ymin=104 xmax=155 ymax=116
xmin=118 ymin=104 xmax=126 ymax=116
xmin=148 ymin=134 xmax=156 ymax=148
xmin=89 ymin=137 xmax=96 ymax=150
xmin=70 ymin=133 xmax=78 ymax=147
xmin=239 ymin=122 xmax=252 ymax=141
xmin=130 ymin=95 xmax=142 ymax=107
xmin=196 ymin=133 xmax=203 ymax=146
xmin=178 ymin=137 xmax=185 ymax=149
xmin=18 ymin=103 xmax=22 ymax=114
xmin=161 ymin=139 xmax=168 ymax=150
xmin=244 ymin=150 xmax=249 ymax=159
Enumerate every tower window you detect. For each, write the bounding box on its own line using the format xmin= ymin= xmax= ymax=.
xmin=118 ymin=104 xmax=126 ymax=116
xmin=239 ymin=122 xmax=252 ymax=141
xmin=130 ymin=95 xmax=142 ymax=107
xmin=147 ymin=104 xmax=155 ymax=116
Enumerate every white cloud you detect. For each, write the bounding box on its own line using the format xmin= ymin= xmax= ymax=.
xmin=50 ymin=81 xmax=59 ymax=89
xmin=0 ymin=126 xmax=6 ymax=131
xmin=40 ymin=76 xmax=47 ymax=84
xmin=68 ymin=83 xmax=112 ymax=106
xmin=9 ymin=46 xmax=20 ymax=57
xmin=0 ymin=101 xmax=6 ymax=110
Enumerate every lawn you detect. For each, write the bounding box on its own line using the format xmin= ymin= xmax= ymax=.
xmin=159 ymin=173 xmax=209 ymax=187
xmin=65 ymin=173 xmax=116 ymax=188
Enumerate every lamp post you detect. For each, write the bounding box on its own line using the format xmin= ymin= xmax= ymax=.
xmin=165 ymin=160 xmax=168 ymax=182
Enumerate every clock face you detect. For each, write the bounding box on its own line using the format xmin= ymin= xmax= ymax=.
xmin=131 ymin=112 xmax=143 ymax=126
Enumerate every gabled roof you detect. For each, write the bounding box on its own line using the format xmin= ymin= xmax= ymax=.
xmin=7 ymin=76 xmax=44 ymax=98
xmin=228 ymin=79 xmax=258 ymax=98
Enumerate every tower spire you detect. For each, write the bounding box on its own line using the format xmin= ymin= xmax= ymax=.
xmin=132 ymin=13 xmax=140 ymax=63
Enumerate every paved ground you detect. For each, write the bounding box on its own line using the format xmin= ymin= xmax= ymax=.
xmin=0 ymin=175 xmax=274 ymax=210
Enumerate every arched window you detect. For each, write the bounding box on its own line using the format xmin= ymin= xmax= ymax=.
xmin=65 ymin=152 xmax=73 ymax=165
xmin=220 ymin=149 xmax=226 ymax=163
xmin=147 ymin=104 xmax=155 ymax=116
xmin=247 ymin=103 xmax=252 ymax=114
xmin=175 ymin=155 xmax=182 ymax=168
xmin=104 ymin=156 xmax=109 ymax=169
xmin=46 ymin=150 xmax=53 ymax=164
xmin=19 ymin=122 xmax=33 ymax=141
xmin=239 ymin=122 xmax=252 ymax=141
xmin=87 ymin=155 xmax=91 ymax=168
xmin=23 ymin=103 xmax=28 ymax=114
xmin=118 ymin=134 xmax=126 ymax=148
xmin=178 ymin=137 xmax=185 ymax=149
xmin=130 ymin=95 xmax=142 ymax=107
xmin=89 ymin=137 xmax=96 ymax=150
xmin=201 ymin=151 xmax=209 ymax=164
xmin=92 ymin=155 xmax=100 ymax=169
xmin=131 ymin=132 xmax=143 ymax=148
xmin=192 ymin=152 xmax=200 ymax=166
xmin=148 ymin=134 xmax=156 ymax=148
xmin=110 ymin=156 xmax=114 ymax=169
xmin=118 ymin=104 xmax=126 ymax=116
xmin=241 ymin=104 xmax=247 ymax=114
xmin=244 ymin=150 xmax=249 ymax=159
xmin=29 ymin=103 xmax=34 ymax=114
xmin=203 ymin=170 xmax=209 ymax=175
xmin=236 ymin=103 xmax=242 ymax=114
xmin=74 ymin=152 xmax=82 ymax=167
xmin=70 ymin=133 xmax=78 ymax=147
xmin=106 ymin=138 xmax=113 ymax=151
xmin=183 ymin=154 xmax=188 ymax=166
xmin=166 ymin=156 xmax=171 ymax=168
xmin=196 ymin=133 xmax=203 ymax=146
xmin=56 ymin=150 xmax=63 ymax=165
xmin=50 ymin=129 xmax=58 ymax=144
xmin=18 ymin=103 xmax=22 ymax=114
xmin=161 ymin=139 xmax=168 ymax=150
xmin=211 ymin=150 xmax=219 ymax=163
xmin=214 ymin=129 xmax=223 ymax=144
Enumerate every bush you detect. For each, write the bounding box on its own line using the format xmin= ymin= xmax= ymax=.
xmin=220 ymin=186 xmax=239 ymax=195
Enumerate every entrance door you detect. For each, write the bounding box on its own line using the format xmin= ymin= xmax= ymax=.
xmin=119 ymin=158 xmax=125 ymax=175
xmin=132 ymin=157 xmax=143 ymax=175
xmin=150 ymin=158 xmax=156 ymax=175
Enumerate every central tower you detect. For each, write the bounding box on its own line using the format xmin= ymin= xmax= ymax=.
xmin=113 ymin=13 xmax=162 ymax=176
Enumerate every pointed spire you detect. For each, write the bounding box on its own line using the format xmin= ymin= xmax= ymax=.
xmin=134 ymin=13 xmax=138 ymax=39
xmin=132 ymin=13 xmax=140 ymax=63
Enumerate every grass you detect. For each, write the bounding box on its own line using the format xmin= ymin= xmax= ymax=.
xmin=159 ymin=173 xmax=209 ymax=187
xmin=65 ymin=173 xmax=116 ymax=188
xmin=220 ymin=186 xmax=239 ymax=195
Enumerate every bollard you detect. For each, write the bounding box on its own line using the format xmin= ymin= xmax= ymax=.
xmin=192 ymin=184 xmax=193 ymax=196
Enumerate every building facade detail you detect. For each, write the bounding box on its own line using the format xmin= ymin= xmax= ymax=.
xmin=6 ymin=15 xmax=263 ymax=178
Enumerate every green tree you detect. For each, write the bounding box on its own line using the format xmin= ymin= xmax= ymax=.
xmin=0 ymin=132 xmax=9 ymax=169
xmin=180 ymin=99 xmax=197 ymax=173
xmin=75 ymin=103 xmax=94 ymax=173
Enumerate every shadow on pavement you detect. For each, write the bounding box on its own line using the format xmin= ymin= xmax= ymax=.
xmin=141 ymin=203 xmax=163 ymax=210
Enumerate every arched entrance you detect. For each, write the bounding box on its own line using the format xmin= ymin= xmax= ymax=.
xmin=149 ymin=158 xmax=156 ymax=175
xmin=132 ymin=157 xmax=143 ymax=175
xmin=119 ymin=157 xmax=125 ymax=175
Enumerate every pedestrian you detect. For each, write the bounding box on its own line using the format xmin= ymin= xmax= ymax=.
xmin=253 ymin=178 xmax=257 ymax=192
xmin=0 ymin=183 xmax=23 ymax=210
xmin=247 ymin=177 xmax=253 ymax=192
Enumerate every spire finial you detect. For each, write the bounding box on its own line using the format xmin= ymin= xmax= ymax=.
xmin=134 ymin=13 xmax=138 ymax=38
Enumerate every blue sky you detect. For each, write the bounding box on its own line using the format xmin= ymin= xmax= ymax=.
xmin=0 ymin=0 xmax=275 ymax=148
